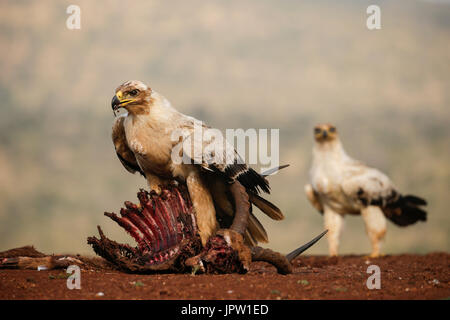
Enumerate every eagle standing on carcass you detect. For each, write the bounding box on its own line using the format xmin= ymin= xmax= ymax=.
xmin=305 ymin=124 xmax=427 ymax=257
xmin=110 ymin=80 xmax=284 ymax=252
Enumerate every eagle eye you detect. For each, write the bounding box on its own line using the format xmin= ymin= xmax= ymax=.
xmin=129 ymin=89 xmax=139 ymax=96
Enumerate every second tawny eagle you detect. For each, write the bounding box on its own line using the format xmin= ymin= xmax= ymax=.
xmin=305 ymin=124 xmax=427 ymax=257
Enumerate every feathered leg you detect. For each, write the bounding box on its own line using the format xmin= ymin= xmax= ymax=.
xmin=361 ymin=206 xmax=386 ymax=258
xmin=323 ymin=207 xmax=344 ymax=256
xmin=186 ymin=170 xmax=219 ymax=246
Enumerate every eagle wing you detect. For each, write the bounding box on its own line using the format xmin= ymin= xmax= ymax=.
xmin=340 ymin=163 xmax=427 ymax=226
xmin=179 ymin=119 xmax=270 ymax=194
xmin=112 ymin=115 xmax=145 ymax=177
xmin=340 ymin=165 xmax=395 ymax=207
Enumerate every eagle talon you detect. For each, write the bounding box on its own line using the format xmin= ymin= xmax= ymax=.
xmin=149 ymin=185 xmax=162 ymax=196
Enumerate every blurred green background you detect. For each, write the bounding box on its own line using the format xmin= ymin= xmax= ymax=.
xmin=0 ymin=0 xmax=448 ymax=256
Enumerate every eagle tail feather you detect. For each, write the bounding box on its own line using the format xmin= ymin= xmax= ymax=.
xmin=402 ymin=194 xmax=427 ymax=206
xmin=236 ymin=167 xmax=270 ymax=194
xmin=383 ymin=194 xmax=427 ymax=226
xmin=247 ymin=213 xmax=269 ymax=243
xmin=244 ymin=229 xmax=258 ymax=247
xmin=248 ymin=191 xmax=284 ymax=221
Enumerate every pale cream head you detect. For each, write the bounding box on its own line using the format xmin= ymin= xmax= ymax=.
xmin=314 ymin=123 xmax=338 ymax=143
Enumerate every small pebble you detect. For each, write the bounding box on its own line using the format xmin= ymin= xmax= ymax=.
xmin=96 ymin=292 xmax=104 ymax=297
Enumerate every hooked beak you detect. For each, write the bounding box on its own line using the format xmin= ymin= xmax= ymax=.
xmin=111 ymin=90 xmax=135 ymax=112
xmin=111 ymin=95 xmax=121 ymax=111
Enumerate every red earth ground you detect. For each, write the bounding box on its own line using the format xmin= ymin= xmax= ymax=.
xmin=0 ymin=249 xmax=448 ymax=300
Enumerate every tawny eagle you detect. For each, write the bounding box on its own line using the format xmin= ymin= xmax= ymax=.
xmin=305 ymin=123 xmax=427 ymax=257
xmin=110 ymin=80 xmax=284 ymax=246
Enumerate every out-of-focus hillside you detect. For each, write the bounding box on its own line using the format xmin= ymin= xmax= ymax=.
xmin=0 ymin=0 xmax=448 ymax=255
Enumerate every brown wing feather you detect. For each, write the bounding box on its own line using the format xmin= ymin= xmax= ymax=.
xmin=247 ymin=212 xmax=269 ymax=243
xmin=112 ymin=116 xmax=145 ymax=177
xmin=248 ymin=191 xmax=284 ymax=220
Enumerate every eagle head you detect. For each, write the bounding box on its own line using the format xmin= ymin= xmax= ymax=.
xmin=314 ymin=123 xmax=338 ymax=143
xmin=111 ymin=80 xmax=152 ymax=115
